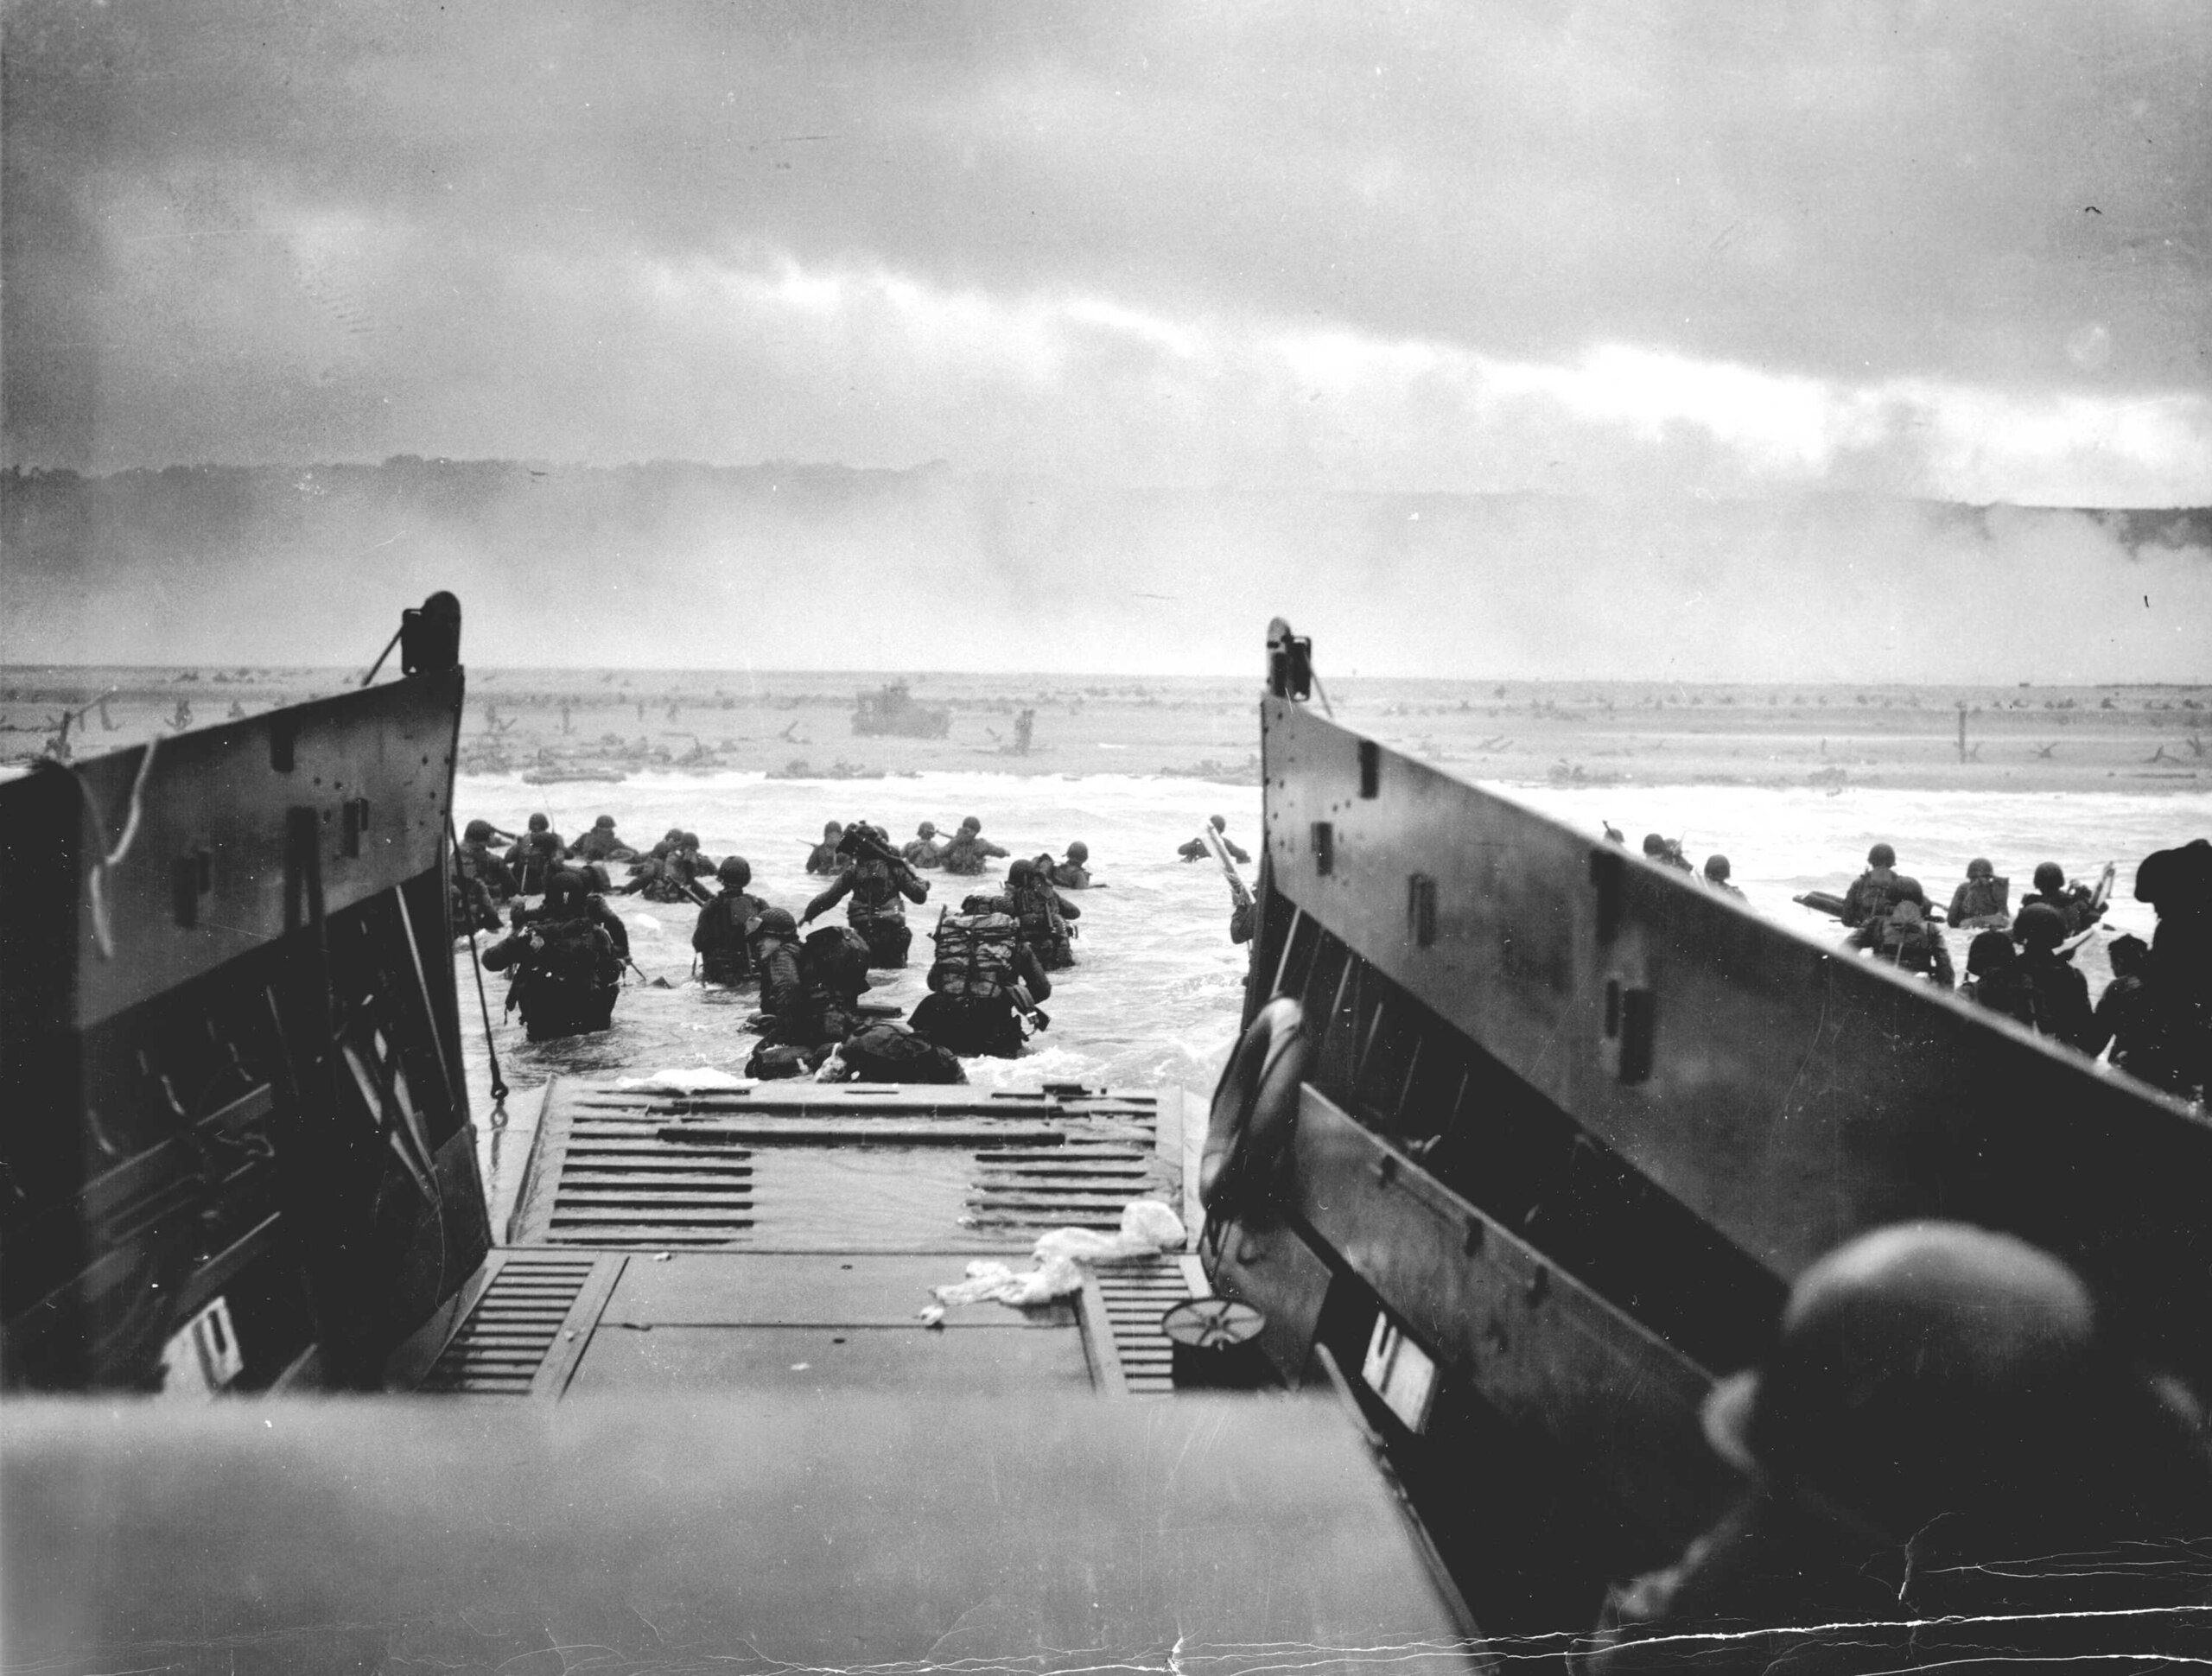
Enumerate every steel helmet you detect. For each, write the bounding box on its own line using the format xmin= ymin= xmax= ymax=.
xmin=594 ymin=814 xmax=616 ymax=829
xmin=543 ymin=870 xmax=591 ymax=910
xmin=1066 ymin=841 xmax=1089 ymax=863
xmin=1702 ymin=1222 xmax=2101 ymax=1531
xmin=1868 ymin=843 xmax=1896 ymax=867
xmin=463 ymin=818 xmax=494 ymax=842
xmin=2033 ymin=861 xmax=2066 ymax=894
xmin=960 ymin=816 xmax=982 ymax=833
xmin=1703 ymin=854 xmax=1731 ymax=882
xmin=1967 ymin=857 xmax=1994 ymax=879
xmin=527 ymin=813 xmax=550 ymax=833
xmin=1966 ymin=930 xmax=2015 ymax=977
xmin=755 ymin=908 xmax=798 ymax=940
xmin=1007 ymin=857 xmax=1037 ymax=880
xmin=718 ymin=855 xmax=752 ymax=887
xmin=917 ymin=822 xmax=937 ymax=837
xmin=2013 ymin=902 xmax=2068 ymax=950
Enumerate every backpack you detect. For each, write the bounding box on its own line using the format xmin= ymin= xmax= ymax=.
xmin=929 ymin=909 xmax=1020 ymax=1001
xmin=834 ymin=1023 xmax=969 ymax=1084
xmin=801 ymin=925 xmax=870 ymax=1004
xmin=1009 ymin=874 xmax=1071 ymax=944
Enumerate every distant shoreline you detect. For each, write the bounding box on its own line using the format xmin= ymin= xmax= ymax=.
xmin=6 ymin=666 xmax=2206 ymax=797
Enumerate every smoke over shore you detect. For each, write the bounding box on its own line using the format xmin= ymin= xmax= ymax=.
xmin=4 ymin=460 xmax=2206 ymax=682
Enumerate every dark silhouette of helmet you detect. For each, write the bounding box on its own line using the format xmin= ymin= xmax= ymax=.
xmin=1642 ymin=833 xmax=1668 ymax=855
xmin=755 ymin=908 xmax=798 ymax=940
xmin=1892 ymin=875 xmax=1927 ymax=906
xmin=822 ymin=821 xmax=842 ymax=839
xmin=960 ymin=816 xmax=982 ymax=833
xmin=1966 ymin=930 xmax=2016 ymax=977
xmin=1066 ymin=841 xmax=1089 ymax=862
xmin=1967 ymin=856 xmax=1994 ymax=879
xmin=2107 ymin=932 xmax=2149 ymax=976
xmin=1210 ymin=815 xmax=1227 ymax=832
xmin=1007 ymin=858 xmax=1037 ymax=881
xmin=1868 ymin=842 xmax=1896 ymax=867
xmin=1703 ymin=1222 xmax=2104 ymax=1533
xmin=543 ymin=870 xmax=591 ymax=911
xmin=527 ymin=813 xmax=550 ymax=833
xmin=718 ymin=855 xmax=752 ymax=886
xmin=1703 ymin=854 xmax=1731 ymax=882
xmin=2013 ymin=902 xmax=2068 ymax=950
xmin=917 ymin=822 xmax=937 ymax=837
xmin=665 ymin=827 xmax=684 ymax=842
xmin=593 ymin=814 xmax=616 ymax=830
xmin=680 ymin=831 xmax=701 ymax=848
xmin=2033 ymin=860 xmax=2066 ymax=894
xmin=2135 ymin=838 xmax=2212 ymax=911
xmin=464 ymin=818 xmax=494 ymax=842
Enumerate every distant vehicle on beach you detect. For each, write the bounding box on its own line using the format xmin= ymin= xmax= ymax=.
xmin=850 ymin=680 xmax=950 ymax=739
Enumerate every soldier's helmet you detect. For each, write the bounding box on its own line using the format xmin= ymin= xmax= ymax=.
xmin=960 ymin=816 xmax=982 ymax=834
xmin=2033 ymin=860 xmax=2066 ymax=894
xmin=680 ymin=831 xmax=701 ymax=849
xmin=464 ymin=818 xmax=494 ymax=842
xmin=1966 ymin=930 xmax=2015 ymax=977
xmin=756 ymin=908 xmax=799 ymax=940
xmin=1007 ymin=858 xmax=1037 ymax=881
xmin=823 ymin=821 xmax=842 ymax=839
xmin=1703 ymin=854 xmax=1731 ymax=882
xmin=1967 ymin=857 xmax=1994 ymax=879
xmin=1066 ymin=841 xmax=1089 ymax=863
xmin=594 ymin=814 xmax=616 ymax=830
xmin=543 ymin=870 xmax=591 ymax=911
xmin=718 ymin=855 xmax=752 ymax=887
xmin=528 ymin=813 xmax=550 ymax=833
xmin=2013 ymin=902 xmax=2068 ymax=950
xmin=918 ymin=822 xmax=937 ymax=838
xmin=1701 ymin=1222 xmax=2105 ymax=1533
xmin=1868 ymin=842 xmax=1896 ymax=867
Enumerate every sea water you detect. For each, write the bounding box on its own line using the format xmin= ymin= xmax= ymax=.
xmin=453 ymin=769 xmax=2209 ymax=1213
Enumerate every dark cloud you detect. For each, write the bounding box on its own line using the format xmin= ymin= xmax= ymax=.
xmin=3 ymin=1 xmax=2208 ymax=495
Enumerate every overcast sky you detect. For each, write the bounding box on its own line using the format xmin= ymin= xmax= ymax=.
xmin=6 ymin=0 xmax=2209 ymax=505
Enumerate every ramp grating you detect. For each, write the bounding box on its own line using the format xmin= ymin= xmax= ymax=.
xmin=419 ymin=1253 xmax=596 ymax=1395
xmin=1094 ymin=1254 xmax=1208 ymax=1396
xmin=965 ymin=1142 xmax=1160 ymax=1235
xmin=547 ymin=1113 xmax=754 ymax=1247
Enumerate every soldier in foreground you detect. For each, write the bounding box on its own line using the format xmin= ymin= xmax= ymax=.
xmin=909 ymin=902 xmax=1052 ymax=1058
xmin=1580 ymin=1222 xmax=2212 ymax=1672
xmin=480 ymin=872 xmax=625 ymax=1041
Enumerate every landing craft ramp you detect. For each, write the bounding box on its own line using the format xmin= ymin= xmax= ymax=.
xmin=414 ymin=1077 xmax=1203 ymax=1399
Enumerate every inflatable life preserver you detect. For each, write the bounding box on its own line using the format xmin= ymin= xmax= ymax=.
xmin=1201 ymin=995 xmax=1311 ymax=1222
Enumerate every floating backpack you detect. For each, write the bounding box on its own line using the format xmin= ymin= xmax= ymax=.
xmin=929 ymin=909 xmax=1020 ymax=1001
xmin=836 ymin=1023 xmax=968 ymax=1085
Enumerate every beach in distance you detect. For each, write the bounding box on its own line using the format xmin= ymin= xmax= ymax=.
xmin=5 ymin=663 xmax=2209 ymax=797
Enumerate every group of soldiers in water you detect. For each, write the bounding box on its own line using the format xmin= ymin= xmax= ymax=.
xmin=452 ymin=808 xmax=1107 ymax=1080
xmin=1617 ymin=822 xmax=2210 ymax=1107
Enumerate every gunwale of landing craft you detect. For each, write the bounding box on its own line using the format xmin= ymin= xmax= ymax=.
xmin=2 ymin=594 xmax=2205 ymax=1672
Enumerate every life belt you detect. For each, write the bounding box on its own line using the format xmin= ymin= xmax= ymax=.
xmin=1200 ymin=996 xmax=1310 ymax=1222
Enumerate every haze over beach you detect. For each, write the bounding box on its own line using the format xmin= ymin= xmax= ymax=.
xmin=4 ymin=3 xmax=2209 ymax=687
